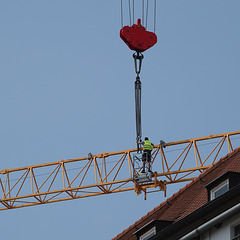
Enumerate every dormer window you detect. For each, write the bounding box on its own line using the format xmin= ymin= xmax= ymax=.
xmin=206 ymin=171 xmax=240 ymax=202
xmin=139 ymin=227 xmax=156 ymax=240
xmin=134 ymin=219 xmax=174 ymax=240
xmin=210 ymin=179 xmax=229 ymax=200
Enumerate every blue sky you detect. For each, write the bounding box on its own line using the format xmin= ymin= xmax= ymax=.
xmin=0 ymin=1 xmax=240 ymax=239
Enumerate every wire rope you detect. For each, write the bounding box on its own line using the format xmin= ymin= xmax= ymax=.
xmin=154 ymin=0 xmax=157 ymax=33
xmin=128 ymin=0 xmax=132 ymax=26
xmin=142 ymin=0 xmax=145 ymax=26
xmin=145 ymin=0 xmax=149 ymax=29
xmin=121 ymin=0 xmax=123 ymax=28
xmin=133 ymin=0 xmax=135 ymax=25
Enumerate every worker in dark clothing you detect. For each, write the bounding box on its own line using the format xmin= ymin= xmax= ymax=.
xmin=138 ymin=137 xmax=154 ymax=173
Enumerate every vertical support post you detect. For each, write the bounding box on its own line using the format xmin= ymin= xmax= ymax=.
xmin=227 ymin=135 xmax=233 ymax=152
xmin=61 ymin=162 xmax=66 ymax=189
xmin=94 ymin=157 xmax=98 ymax=184
xmin=30 ymin=167 xmax=34 ymax=194
xmin=0 ymin=178 xmax=5 ymax=199
xmin=7 ymin=173 xmax=11 ymax=200
xmin=193 ymin=140 xmax=199 ymax=168
xmin=127 ymin=152 xmax=133 ymax=179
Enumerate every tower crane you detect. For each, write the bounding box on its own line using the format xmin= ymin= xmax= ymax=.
xmin=0 ymin=131 xmax=239 ymax=210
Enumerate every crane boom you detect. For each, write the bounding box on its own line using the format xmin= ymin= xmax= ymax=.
xmin=0 ymin=131 xmax=239 ymax=210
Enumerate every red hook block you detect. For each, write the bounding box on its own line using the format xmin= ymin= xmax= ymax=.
xmin=120 ymin=19 xmax=157 ymax=52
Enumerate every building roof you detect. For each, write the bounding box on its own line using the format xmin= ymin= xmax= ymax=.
xmin=113 ymin=146 xmax=240 ymax=240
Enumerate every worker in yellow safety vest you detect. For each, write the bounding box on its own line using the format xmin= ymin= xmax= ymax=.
xmin=138 ymin=137 xmax=154 ymax=173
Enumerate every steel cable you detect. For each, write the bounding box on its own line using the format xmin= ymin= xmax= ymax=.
xmin=128 ymin=0 xmax=132 ymax=26
xmin=145 ymin=0 xmax=149 ymax=29
xmin=133 ymin=0 xmax=135 ymax=25
xmin=121 ymin=0 xmax=123 ymax=28
xmin=154 ymin=0 xmax=157 ymax=33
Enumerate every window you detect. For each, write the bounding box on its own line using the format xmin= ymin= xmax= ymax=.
xmin=232 ymin=224 xmax=240 ymax=240
xmin=210 ymin=179 xmax=229 ymax=200
xmin=140 ymin=227 xmax=156 ymax=240
xmin=206 ymin=172 xmax=240 ymax=202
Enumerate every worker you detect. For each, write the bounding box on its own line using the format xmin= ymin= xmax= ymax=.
xmin=138 ymin=137 xmax=154 ymax=173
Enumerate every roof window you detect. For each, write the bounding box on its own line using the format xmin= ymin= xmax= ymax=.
xmin=205 ymin=171 xmax=240 ymax=201
xmin=210 ymin=179 xmax=229 ymax=200
xmin=134 ymin=219 xmax=173 ymax=240
xmin=139 ymin=227 xmax=156 ymax=240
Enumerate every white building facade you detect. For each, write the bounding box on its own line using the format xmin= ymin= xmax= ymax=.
xmin=180 ymin=204 xmax=240 ymax=240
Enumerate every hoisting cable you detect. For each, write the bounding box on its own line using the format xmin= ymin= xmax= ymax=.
xmin=145 ymin=0 xmax=149 ymax=29
xmin=133 ymin=51 xmax=144 ymax=152
xmin=154 ymin=0 xmax=157 ymax=33
xmin=121 ymin=0 xmax=123 ymax=28
xmin=142 ymin=0 xmax=145 ymax=26
xmin=133 ymin=0 xmax=135 ymax=26
xmin=128 ymin=0 xmax=132 ymax=26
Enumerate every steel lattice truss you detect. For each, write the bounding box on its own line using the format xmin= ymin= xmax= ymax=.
xmin=0 ymin=131 xmax=239 ymax=210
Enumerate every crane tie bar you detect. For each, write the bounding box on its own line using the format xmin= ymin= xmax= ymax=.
xmin=133 ymin=52 xmax=144 ymax=152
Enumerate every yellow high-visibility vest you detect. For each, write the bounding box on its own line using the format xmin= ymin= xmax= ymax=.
xmin=143 ymin=140 xmax=153 ymax=151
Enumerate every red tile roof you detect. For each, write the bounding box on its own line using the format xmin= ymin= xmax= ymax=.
xmin=113 ymin=147 xmax=240 ymax=240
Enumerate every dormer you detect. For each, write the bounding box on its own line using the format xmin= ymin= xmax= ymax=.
xmin=133 ymin=219 xmax=173 ymax=240
xmin=205 ymin=171 xmax=240 ymax=201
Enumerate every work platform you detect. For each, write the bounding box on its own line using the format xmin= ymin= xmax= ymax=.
xmin=133 ymin=153 xmax=166 ymax=198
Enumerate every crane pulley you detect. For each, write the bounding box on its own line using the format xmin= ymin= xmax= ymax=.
xmin=120 ymin=19 xmax=157 ymax=53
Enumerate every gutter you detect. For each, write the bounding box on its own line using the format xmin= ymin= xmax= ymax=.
xmin=179 ymin=202 xmax=240 ymax=240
